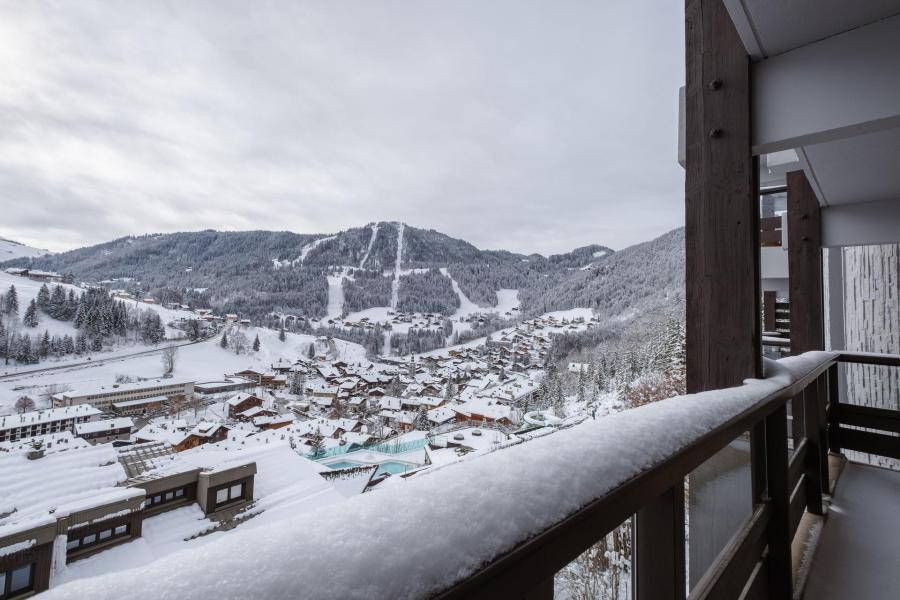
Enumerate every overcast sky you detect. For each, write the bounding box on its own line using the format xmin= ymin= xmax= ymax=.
xmin=0 ymin=0 xmax=685 ymax=255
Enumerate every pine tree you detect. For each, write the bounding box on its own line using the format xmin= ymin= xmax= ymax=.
xmin=23 ymin=299 xmax=39 ymax=327
xmin=36 ymin=284 xmax=50 ymax=311
xmin=0 ymin=319 xmax=7 ymax=364
xmin=4 ymin=285 xmax=18 ymax=317
xmin=307 ymin=343 xmax=315 ymax=359
xmin=414 ymin=405 xmax=430 ymax=430
xmin=220 ymin=330 xmax=229 ymax=349
xmin=252 ymin=334 xmax=260 ymax=352
xmin=309 ymin=427 xmax=325 ymax=459
xmin=49 ymin=285 xmax=66 ymax=319
xmin=278 ymin=327 xmax=286 ymax=342
xmin=39 ymin=330 xmax=50 ymax=358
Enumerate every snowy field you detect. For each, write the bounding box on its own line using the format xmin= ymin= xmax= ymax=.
xmin=0 ymin=326 xmax=367 ymax=415
xmin=0 ymin=272 xmax=204 ymax=379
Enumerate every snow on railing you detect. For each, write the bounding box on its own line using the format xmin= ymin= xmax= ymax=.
xmin=43 ymin=352 xmax=836 ymax=600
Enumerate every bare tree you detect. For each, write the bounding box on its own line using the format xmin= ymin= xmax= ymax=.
xmin=40 ymin=383 xmax=71 ymax=407
xmin=161 ymin=346 xmax=178 ymax=375
xmin=15 ymin=395 xmax=35 ymax=414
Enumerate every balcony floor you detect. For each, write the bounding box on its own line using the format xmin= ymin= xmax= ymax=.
xmin=803 ymin=462 xmax=900 ymax=599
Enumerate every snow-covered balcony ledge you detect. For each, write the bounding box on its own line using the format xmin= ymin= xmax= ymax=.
xmin=44 ymin=353 xmax=841 ymax=600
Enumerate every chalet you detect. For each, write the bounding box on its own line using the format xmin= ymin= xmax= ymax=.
xmin=426 ymin=406 xmax=456 ymax=426
xmin=25 ymin=269 xmax=60 ymax=282
xmin=253 ymin=415 xmax=294 ymax=430
xmin=450 ymin=398 xmax=513 ymax=426
xmin=173 ymin=423 xmax=231 ymax=452
xmin=226 ymin=393 xmax=264 ymax=419
xmin=239 ymin=405 xmax=277 ymax=421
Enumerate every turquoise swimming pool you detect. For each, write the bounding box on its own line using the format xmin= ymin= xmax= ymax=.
xmin=327 ymin=460 xmax=412 ymax=475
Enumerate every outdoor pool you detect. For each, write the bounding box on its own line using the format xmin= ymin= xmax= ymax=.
xmin=327 ymin=460 xmax=413 ymax=475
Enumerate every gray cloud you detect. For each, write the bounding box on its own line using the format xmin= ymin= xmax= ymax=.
xmin=0 ymin=0 xmax=685 ymax=255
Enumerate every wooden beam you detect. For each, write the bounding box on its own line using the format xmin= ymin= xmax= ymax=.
xmin=634 ymin=485 xmax=686 ymax=600
xmin=764 ymin=405 xmax=792 ymax=598
xmin=763 ymin=291 xmax=777 ymax=332
xmin=685 ymin=0 xmax=760 ymax=393
xmin=787 ymin=170 xmax=824 ymax=354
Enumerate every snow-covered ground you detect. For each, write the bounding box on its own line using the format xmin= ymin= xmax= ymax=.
xmin=0 ymin=326 xmax=368 ymax=414
xmin=0 ymin=271 xmax=80 ymax=339
xmin=0 ymin=237 xmax=50 ymax=260
xmin=324 ymin=267 xmax=354 ymax=322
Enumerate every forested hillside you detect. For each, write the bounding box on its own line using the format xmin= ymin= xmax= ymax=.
xmin=3 ymin=223 xmax=682 ymax=326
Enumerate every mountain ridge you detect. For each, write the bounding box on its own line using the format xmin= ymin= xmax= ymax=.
xmin=1 ymin=223 xmax=681 ymax=325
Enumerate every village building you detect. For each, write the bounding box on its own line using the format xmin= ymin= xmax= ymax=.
xmin=0 ymin=405 xmax=103 ymax=444
xmin=52 ymin=379 xmax=195 ymax=410
xmin=74 ymin=417 xmax=135 ymax=445
xmin=225 ymin=393 xmax=264 ymax=420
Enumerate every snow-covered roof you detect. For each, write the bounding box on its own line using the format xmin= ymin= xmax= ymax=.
xmin=0 ymin=405 xmax=103 ymax=431
xmin=74 ymin=418 xmax=134 ymax=436
xmin=426 ymin=406 xmax=456 ymax=425
xmin=55 ymin=378 xmax=194 ymax=400
xmin=0 ymin=441 xmax=131 ymax=533
xmin=226 ymin=392 xmax=261 ymax=407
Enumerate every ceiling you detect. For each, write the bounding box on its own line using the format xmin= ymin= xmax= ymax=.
xmin=801 ymin=127 xmax=900 ymax=206
xmin=724 ymin=0 xmax=900 ymax=59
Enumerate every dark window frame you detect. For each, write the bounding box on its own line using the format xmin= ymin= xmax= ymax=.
xmin=66 ymin=523 xmax=131 ymax=553
xmin=145 ymin=486 xmax=188 ymax=509
xmin=0 ymin=562 xmax=34 ymax=600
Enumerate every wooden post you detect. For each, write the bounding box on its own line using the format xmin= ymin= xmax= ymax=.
xmin=634 ymin=485 xmax=686 ymax=600
xmin=787 ymin=170 xmax=824 ymax=355
xmin=684 ymin=0 xmax=759 ymax=590
xmin=523 ymin=578 xmax=554 ymax=600
xmin=803 ymin=381 xmax=825 ymax=515
xmin=763 ymin=291 xmax=776 ymax=332
xmin=827 ymin=364 xmax=842 ymax=453
xmin=685 ymin=0 xmax=760 ymax=394
xmin=765 ymin=404 xmax=793 ymax=598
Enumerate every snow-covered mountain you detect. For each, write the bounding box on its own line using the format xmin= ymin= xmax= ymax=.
xmin=0 ymin=237 xmax=51 ymax=260
xmin=1 ymin=223 xmax=682 ymax=324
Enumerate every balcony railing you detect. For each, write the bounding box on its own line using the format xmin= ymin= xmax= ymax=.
xmin=42 ymin=351 xmax=900 ymax=600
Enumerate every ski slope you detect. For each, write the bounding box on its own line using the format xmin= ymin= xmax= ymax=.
xmin=359 ymin=224 xmax=379 ymax=269
xmin=389 ymin=223 xmax=405 ymax=310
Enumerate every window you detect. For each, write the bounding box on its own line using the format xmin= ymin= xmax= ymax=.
xmin=0 ymin=564 xmax=33 ymax=597
xmin=215 ymin=482 xmax=245 ymax=506
xmin=99 ymin=529 xmax=112 ymax=541
xmin=148 ymin=488 xmax=186 ymax=508
xmin=83 ymin=534 xmax=96 ymax=545
xmin=114 ymin=525 xmax=127 ymax=535
xmin=66 ymin=539 xmax=81 ymax=551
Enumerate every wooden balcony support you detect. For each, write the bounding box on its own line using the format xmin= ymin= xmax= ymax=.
xmin=685 ymin=0 xmax=760 ymax=394
xmin=787 ymin=170 xmax=824 ymax=355
xmin=634 ymin=485 xmax=685 ymax=600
